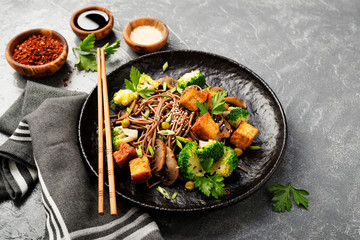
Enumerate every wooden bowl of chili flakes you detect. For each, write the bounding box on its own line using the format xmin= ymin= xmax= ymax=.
xmin=5 ymin=29 xmax=68 ymax=78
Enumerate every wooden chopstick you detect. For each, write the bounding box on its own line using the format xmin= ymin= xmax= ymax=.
xmin=99 ymin=48 xmax=117 ymax=216
xmin=97 ymin=48 xmax=105 ymax=215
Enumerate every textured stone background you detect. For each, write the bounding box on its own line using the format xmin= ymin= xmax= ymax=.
xmin=0 ymin=0 xmax=359 ymax=239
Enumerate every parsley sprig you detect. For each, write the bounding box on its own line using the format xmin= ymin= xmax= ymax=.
xmin=194 ymin=174 xmax=226 ymax=199
xmin=268 ymin=183 xmax=309 ymax=212
xmin=125 ymin=66 xmax=155 ymax=98
xmin=73 ymin=33 xmax=121 ymax=71
xmin=197 ymin=91 xmax=228 ymax=117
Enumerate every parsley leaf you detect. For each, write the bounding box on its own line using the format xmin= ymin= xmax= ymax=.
xmin=194 ymin=176 xmax=213 ymax=197
xmin=196 ymin=102 xmax=209 ymax=116
xmin=102 ymin=40 xmax=121 ymax=54
xmin=268 ymin=183 xmax=309 ymax=213
xmin=129 ymin=66 xmax=141 ymax=87
xmin=138 ymin=87 xmax=155 ymax=99
xmin=194 ymin=174 xmax=226 ymax=199
xmin=200 ymin=158 xmax=213 ymax=173
xmin=124 ymin=66 xmax=155 ymax=99
xmin=74 ymin=54 xmax=97 ymax=71
xmin=211 ymin=91 xmax=228 ymax=116
xmin=79 ymin=33 xmax=96 ymax=51
xmin=73 ymin=33 xmax=120 ymax=72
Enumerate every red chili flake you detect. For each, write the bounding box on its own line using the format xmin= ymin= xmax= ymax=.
xmin=12 ymin=35 xmax=63 ymax=65
xmin=226 ymin=190 xmax=231 ymax=195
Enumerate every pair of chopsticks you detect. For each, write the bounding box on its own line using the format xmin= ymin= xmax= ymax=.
xmin=97 ymin=48 xmax=117 ymax=216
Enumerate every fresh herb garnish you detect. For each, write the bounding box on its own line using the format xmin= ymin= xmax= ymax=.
xmin=163 ymin=61 xmax=168 ymax=72
xmin=196 ymin=102 xmax=209 ymax=116
xmin=268 ymin=183 xmax=309 ymax=213
xmin=170 ymin=87 xmax=177 ymax=94
xmin=157 ymin=130 xmax=175 ymax=135
xmin=194 ymin=174 xmax=226 ymax=199
xmin=249 ymin=145 xmax=261 ymax=150
xmin=156 ymin=186 xmax=170 ymax=199
xmin=196 ymin=91 xmax=227 ymax=117
xmin=175 ymin=136 xmax=191 ymax=143
xmin=124 ymin=66 xmax=155 ymax=99
xmin=176 ymin=139 xmax=183 ymax=149
xmin=211 ymin=91 xmax=228 ymax=115
xmin=171 ymin=192 xmax=178 ymax=199
xmin=148 ymin=145 xmax=155 ymax=157
xmin=144 ymin=109 xmax=150 ymax=118
xmin=73 ymin=33 xmax=121 ymax=71
xmin=136 ymin=145 xmax=143 ymax=157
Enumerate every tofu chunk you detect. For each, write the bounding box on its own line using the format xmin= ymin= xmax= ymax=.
xmin=230 ymin=121 xmax=258 ymax=149
xmin=113 ymin=142 xmax=138 ymax=169
xmin=179 ymin=88 xmax=208 ymax=111
xmin=129 ymin=156 xmax=152 ymax=184
xmin=191 ymin=112 xmax=219 ymax=140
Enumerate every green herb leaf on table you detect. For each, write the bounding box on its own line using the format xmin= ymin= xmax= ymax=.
xmin=102 ymin=40 xmax=121 ymax=54
xmin=268 ymin=183 xmax=309 ymax=213
xmin=73 ymin=33 xmax=120 ymax=72
xmin=196 ymin=102 xmax=209 ymax=116
xmin=74 ymin=54 xmax=97 ymax=71
xmin=79 ymin=33 xmax=96 ymax=51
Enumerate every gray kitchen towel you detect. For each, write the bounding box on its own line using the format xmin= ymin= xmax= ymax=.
xmin=0 ymin=81 xmax=163 ymax=240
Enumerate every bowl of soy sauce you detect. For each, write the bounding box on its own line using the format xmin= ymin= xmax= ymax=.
xmin=70 ymin=6 xmax=114 ymax=40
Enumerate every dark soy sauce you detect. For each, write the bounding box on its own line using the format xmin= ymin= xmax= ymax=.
xmin=75 ymin=10 xmax=109 ymax=31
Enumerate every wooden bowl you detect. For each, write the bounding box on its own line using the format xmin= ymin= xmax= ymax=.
xmin=123 ymin=17 xmax=169 ymax=53
xmin=5 ymin=29 xmax=68 ymax=78
xmin=70 ymin=6 xmax=114 ymax=40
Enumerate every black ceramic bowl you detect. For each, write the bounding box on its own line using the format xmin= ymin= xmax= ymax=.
xmin=78 ymin=50 xmax=287 ymax=212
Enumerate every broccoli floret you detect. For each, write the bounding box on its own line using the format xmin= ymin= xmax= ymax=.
xmin=210 ymin=146 xmax=238 ymax=177
xmin=112 ymin=126 xmax=138 ymax=150
xmin=225 ymin=107 xmax=249 ymax=128
xmin=178 ymin=141 xmax=205 ymax=180
xmin=113 ymin=89 xmax=139 ymax=107
xmin=137 ymin=73 xmax=159 ymax=91
xmin=178 ymin=70 xmax=205 ymax=89
xmin=196 ymin=140 xmax=224 ymax=162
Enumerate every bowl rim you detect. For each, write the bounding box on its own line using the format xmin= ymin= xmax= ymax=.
xmin=122 ymin=16 xmax=169 ymax=48
xmin=5 ymin=28 xmax=68 ymax=70
xmin=70 ymin=5 xmax=114 ymax=38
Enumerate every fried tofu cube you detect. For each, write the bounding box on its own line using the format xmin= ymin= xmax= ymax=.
xmin=113 ymin=142 xmax=138 ymax=169
xmin=230 ymin=121 xmax=258 ymax=149
xmin=191 ymin=112 xmax=219 ymax=140
xmin=179 ymin=88 xmax=208 ymax=111
xmin=129 ymin=156 xmax=152 ymax=184
xmin=203 ymin=89 xmax=217 ymax=110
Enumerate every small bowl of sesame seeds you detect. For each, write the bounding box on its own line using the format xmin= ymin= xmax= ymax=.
xmin=5 ymin=28 xmax=68 ymax=78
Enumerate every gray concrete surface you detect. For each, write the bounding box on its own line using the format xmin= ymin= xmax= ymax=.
xmin=0 ymin=0 xmax=359 ymax=239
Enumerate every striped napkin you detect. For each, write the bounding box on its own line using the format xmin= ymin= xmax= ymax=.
xmin=0 ymin=81 xmax=163 ymax=240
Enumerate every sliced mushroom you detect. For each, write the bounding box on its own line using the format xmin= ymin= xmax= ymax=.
xmin=224 ymin=96 xmax=247 ymax=109
xmin=162 ymin=147 xmax=179 ymax=186
xmin=152 ymin=139 xmax=166 ymax=175
xmin=215 ymin=116 xmax=232 ymax=141
xmin=210 ymin=86 xmax=227 ymax=93
xmin=156 ymin=77 xmax=178 ymax=89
